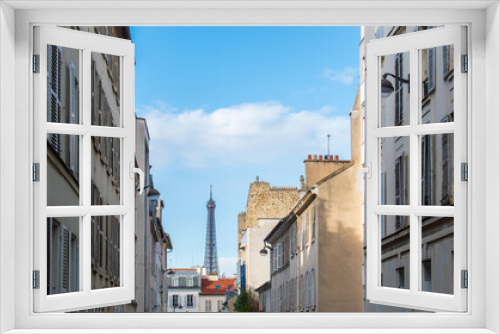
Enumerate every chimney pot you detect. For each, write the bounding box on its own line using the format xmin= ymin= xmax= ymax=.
xmin=308 ymin=154 xmax=312 ymax=160
xmin=319 ymin=155 xmax=323 ymax=160
xmin=330 ymin=155 xmax=333 ymax=160
xmin=313 ymin=154 xmax=317 ymax=160
xmin=335 ymin=155 xmax=339 ymax=160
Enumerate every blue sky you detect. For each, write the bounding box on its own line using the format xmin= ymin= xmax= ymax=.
xmin=130 ymin=26 xmax=360 ymax=277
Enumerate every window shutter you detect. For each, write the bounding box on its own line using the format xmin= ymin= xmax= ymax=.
xmin=394 ymin=53 xmax=404 ymax=125
xmin=428 ymin=47 xmax=436 ymax=93
xmin=312 ymin=269 xmax=316 ymax=307
xmin=60 ymin=226 xmax=71 ymax=293
xmin=311 ymin=205 xmax=316 ymax=241
xmin=443 ymin=45 xmax=450 ymax=77
xmin=47 ymin=218 xmax=53 ymax=295
xmin=284 ymin=235 xmax=290 ymax=265
xmin=68 ymin=61 xmax=78 ymax=179
xmin=47 ymin=45 xmax=62 ymax=155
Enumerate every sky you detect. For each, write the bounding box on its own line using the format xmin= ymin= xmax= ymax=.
xmin=130 ymin=26 xmax=360 ymax=277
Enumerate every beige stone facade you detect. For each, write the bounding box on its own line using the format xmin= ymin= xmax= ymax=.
xmin=263 ymin=97 xmax=364 ymax=312
xmin=237 ymin=180 xmax=298 ymax=293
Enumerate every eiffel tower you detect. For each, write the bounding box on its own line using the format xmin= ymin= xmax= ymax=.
xmin=204 ymin=185 xmax=219 ymax=275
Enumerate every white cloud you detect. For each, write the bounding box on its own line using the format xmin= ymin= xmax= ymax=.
xmin=218 ymin=256 xmax=238 ymax=278
xmin=322 ymin=67 xmax=359 ymax=85
xmin=139 ymin=101 xmax=351 ymax=168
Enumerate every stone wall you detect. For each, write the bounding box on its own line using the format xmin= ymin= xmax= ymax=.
xmin=245 ymin=180 xmax=299 ymax=229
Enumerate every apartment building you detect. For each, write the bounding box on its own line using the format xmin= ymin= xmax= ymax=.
xmin=263 ymin=97 xmax=364 ymax=312
xmin=236 ymin=180 xmax=298 ymax=294
xmin=167 ymin=268 xmax=206 ymax=312
xmin=199 ymin=275 xmax=237 ymax=312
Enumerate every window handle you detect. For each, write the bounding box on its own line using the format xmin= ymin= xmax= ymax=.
xmin=129 ymin=162 xmax=145 ymax=195
xmin=357 ymin=162 xmax=372 ymax=194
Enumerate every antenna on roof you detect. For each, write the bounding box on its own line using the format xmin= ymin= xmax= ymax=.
xmin=210 ymin=184 xmax=213 ymax=200
xmin=327 ymin=134 xmax=331 ymax=156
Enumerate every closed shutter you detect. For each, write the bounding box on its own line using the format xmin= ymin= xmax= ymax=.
xmin=47 ymin=45 xmax=62 ymax=155
xmin=69 ymin=61 xmax=78 ymax=179
xmin=312 ymin=270 xmax=316 ymax=308
xmin=443 ymin=45 xmax=450 ymax=77
xmin=284 ymin=236 xmax=290 ymax=265
xmin=442 ymin=133 xmax=450 ymax=205
xmin=428 ymin=47 xmax=436 ymax=93
xmin=311 ymin=205 xmax=316 ymax=241
xmin=47 ymin=218 xmax=53 ymax=295
xmin=308 ymin=271 xmax=312 ymax=307
xmin=394 ymin=53 xmax=404 ymax=125
xmin=60 ymin=226 xmax=71 ymax=293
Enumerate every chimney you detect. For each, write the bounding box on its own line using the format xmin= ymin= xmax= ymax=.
xmin=304 ymin=153 xmax=347 ymax=188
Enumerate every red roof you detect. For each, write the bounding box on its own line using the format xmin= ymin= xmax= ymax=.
xmin=200 ymin=278 xmax=236 ymax=295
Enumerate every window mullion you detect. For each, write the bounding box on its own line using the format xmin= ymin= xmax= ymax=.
xmin=409 ymin=46 xmax=420 ymax=295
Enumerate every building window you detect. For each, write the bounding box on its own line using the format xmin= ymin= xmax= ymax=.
xmin=422 ymin=260 xmax=432 ymax=292
xmin=186 ymin=277 xmax=193 ymax=287
xmin=172 ymin=295 xmax=179 ymax=307
xmin=187 ymin=295 xmax=194 ymax=307
xmin=172 ymin=277 xmax=179 ymax=287
xmin=397 ymin=267 xmax=406 ymax=289
xmin=422 ymin=134 xmax=432 ymax=205
xmin=217 ymin=300 xmax=222 ymax=312
xmin=394 ymin=154 xmax=406 ymax=229
xmin=205 ymin=300 xmax=211 ymax=312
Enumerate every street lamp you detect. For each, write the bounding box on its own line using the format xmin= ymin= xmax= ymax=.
xmin=381 ymin=73 xmax=410 ymax=98
xmin=259 ymin=242 xmax=273 ymax=256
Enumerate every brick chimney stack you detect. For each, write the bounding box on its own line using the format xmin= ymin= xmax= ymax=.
xmin=303 ymin=154 xmax=350 ymax=188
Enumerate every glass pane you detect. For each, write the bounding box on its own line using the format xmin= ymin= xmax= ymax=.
xmin=420 ymin=216 xmax=454 ymax=294
xmin=91 ymin=137 xmax=121 ymax=205
xmin=380 ymin=136 xmax=409 ymax=205
xmin=47 ymin=45 xmax=80 ymax=124
xmin=91 ymin=52 xmax=120 ymax=127
xmin=421 ymin=45 xmax=454 ymax=124
xmin=420 ymin=133 xmax=454 ymax=206
xmin=47 ymin=134 xmax=80 ymax=206
xmin=380 ymin=215 xmax=410 ymax=289
xmin=91 ymin=215 xmax=121 ymax=289
xmin=47 ymin=217 xmax=81 ymax=294
xmin=380 ymin=51 xmax=410 ymax=127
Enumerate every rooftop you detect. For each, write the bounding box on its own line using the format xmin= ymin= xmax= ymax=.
xmin=200 ymin=277 xmax=236 ymax=295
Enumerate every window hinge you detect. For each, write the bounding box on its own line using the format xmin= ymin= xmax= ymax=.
xmin=461 ymin=54 xmax=468 ymax=73
xmin=461 ymin=270 xmax=468 ymax=289
xmin=33 ymin=270 xmax=40 ymax=289
xmin=33 ymin=54 xmax=40 ymax=73
xmin=33 ymin=163 xmax=40 ymax=182
xmin=461 ymin=162 xmax=468 ymax=181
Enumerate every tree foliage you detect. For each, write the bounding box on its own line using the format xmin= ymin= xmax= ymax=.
xmin=233 ymin=290 xmax=259 ymax=312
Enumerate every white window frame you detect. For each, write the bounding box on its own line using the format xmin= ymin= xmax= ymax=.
xmin=0 ymin=2 xmax=498 ymax=334
xmin=33 ymin=25 xmax=137 ymax=313
xmin=366 ymin=26 xmax=467 ymax=312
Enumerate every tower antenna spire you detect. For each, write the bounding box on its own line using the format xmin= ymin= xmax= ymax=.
xmin=210 ymin=184 xmax=213 ymax=199
xmin=327 ymin=134 xmax=331 ymax=156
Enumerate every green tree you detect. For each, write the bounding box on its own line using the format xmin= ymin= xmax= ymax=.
xmin=233 ymin=290 xmax=259 ymax=312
